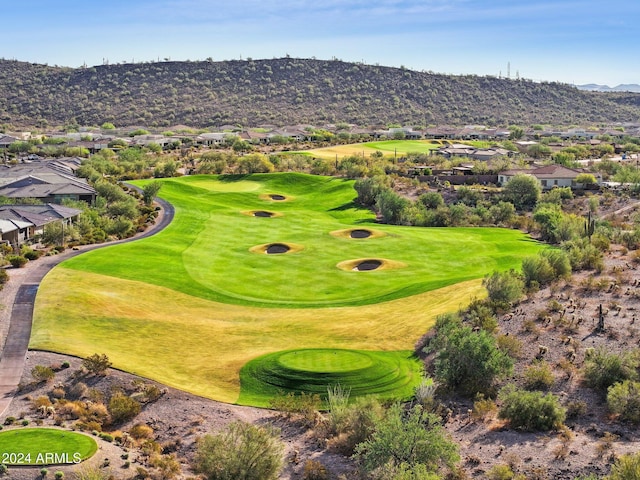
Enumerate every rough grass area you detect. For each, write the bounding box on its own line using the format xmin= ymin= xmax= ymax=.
xmin=0 ymin=429 xmax=97 ymax=465
xmin=238 ymin=349 xmax=422 ymax=407
xmin=292 ymin=140 xmax=441 ymax=159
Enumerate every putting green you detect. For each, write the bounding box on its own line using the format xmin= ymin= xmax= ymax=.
xmin=0 ymin=429 xmax=97 ymax=465
xmin=238 ymin=349 xmax=423 ymax=407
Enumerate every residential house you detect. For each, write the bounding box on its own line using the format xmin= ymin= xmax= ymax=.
xmin=0 ymin=203 xmax=81 ymax=247
xmin=498 ymin=165 xmax=600 ymax=189
xmin=0 ymin=164 xmax=97 ymax=204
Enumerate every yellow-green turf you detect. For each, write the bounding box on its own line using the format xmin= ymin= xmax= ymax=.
xmin=291 ymin=140 xmax=441 ymax=159
xmin=0 ymin=429 xmax=97 ymax=465
xmin=31 ymin=173 xmax=543 ymax=405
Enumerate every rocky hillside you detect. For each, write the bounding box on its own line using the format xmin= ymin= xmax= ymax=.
xmin=1 ymin=57 xmax=640 ymax=128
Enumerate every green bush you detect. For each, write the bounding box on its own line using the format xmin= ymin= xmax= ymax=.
xmin=99 ymin=432 xmax=114 ymax=442
xmin=427 ymin=314 xmax=513 ymax=396
xmin=108 ymin=393 xmax=141 ymax=424
xmin=7 ymin=255 xmax=27 ymax=268
xmin=54 ymin=472 xmax=64 ymax=480
xmin=31 ymin=365 xmax=55 ymax=383
xmin=193 ymin=421 xmax=284 ymax=480
xmin=22 ymin=249 xmax=41 ymax=261
xmin=355 ymin=404 xmax=459 ymax=476
xmin=609 ymin=452 xmax=640 ymax=480
xmin=0 ymin=269 xmax=8 ymax=287
xmin=302 ymin=460 xmax=329 ymax=480
xmin=498 ymin=385 xmax=565 ymax=431
xmin=82 ymin=353 xmax=112 ymax=375
xmin=583 ymin=348 xmax=639 ymax=392
xmin=607 ymin=380 xmax=640 ymax=424
xmin=483 ymin=269 xmax=524 ymax=308
xmin=523 ymin=361 xmax=555 ymax=390
xmin=0 ymin=464 xmax=7 ymax=475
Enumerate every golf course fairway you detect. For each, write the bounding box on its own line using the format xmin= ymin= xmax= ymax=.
xmin=32 ymin=173 xmax=543 ymax=405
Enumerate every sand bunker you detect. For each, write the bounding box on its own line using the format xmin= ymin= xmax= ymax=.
xmin=266 ymin=243 xmax=290 ymax=254
xmin=249 ymin=242 xmax=304 ymax=255
xmin=336 ymin=258 xmax=407 ymax=272
xmin=355 ymin=259 xmax=382 ymax=271
xmin=259 ymin=193 xmax=293 ymax=202
xmin=350 ymin=229 xmax=372 ymax=239
xmin=330 ymin=228 xmax=386 ymax=240
xmin=270 ymin=194 xmax=286 ymax=201
xmin=241 ymin=210 xmax=283 ymax=218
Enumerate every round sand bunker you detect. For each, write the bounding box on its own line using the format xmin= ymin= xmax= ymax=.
xmin=266 ymin=243 xmax=290 ymax=254
xmin=254 ymin=210 xmax=274 ymax=217
xmin=354 ymin=259 xmax=382 ymax=271
xmin=270 ymin=194 xmax=286 ymax=201
xmin=350 ymin=229 xmax=372 ymax=239
xmin=249 ymin=242 xmax=304 ymax=255
xmin=336 ymin=258 xmax=407 ymax=272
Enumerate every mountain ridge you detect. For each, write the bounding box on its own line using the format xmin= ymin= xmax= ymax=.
xmin=1 ymin=57 xmax=639 ymax=128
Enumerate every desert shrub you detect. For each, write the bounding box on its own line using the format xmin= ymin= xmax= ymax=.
xmin=22 ymin=249 xmax=41 ymax=261
xmin=31 ymin=365 xmax=55 ymax=383
xmin=68 ymin=382 xmax=89 ymax=399
xmin=498 ymin=385 xmax=565 ymax=431
xmin=326 ymin=396 xmax=384 ymax=456
xmin=98 ymin=433 xmax=113 ymax=442
xmin=108 ymin=393 xmax=141 ymax=424
xmin=302 ymin=460 xmax=329 ymax=480
xmin=192 ymin=421 xmax=284 ymax=480
xmin=472 ymin=394 xmax=497 ymax=421
xmin=7 ymin=255 xmax=27 ymax=268
xmin=54 ymin=472 xmax=64 ymax=480
xmin=40 ymin=467 xmax=48 ymax=477
xmin=414 ymin=377 xmax=438 ymax=411
xmin=32 ymin=396 xmax=52 ymax=410
xmin=523 ymin=361 xmax=555 ymax=390
xmin=609 ymin=452 xmax=640 ymax=480
xmin=483 ymin=270 xmax=524 ymax=308
xmin=487 ymin=464 xmax=518 ymax=480
xmin=149 ymin=453 xmax=181 ymax=479
xmin=269 ymin=391 xmax=321 ymax=426
xmin=367 ymin=461 xmax=441 ymax=480
xmin=465 ymin=299 xmax=498 ymax=332
xmin=355 ymin=403 xmax=459 ymax=476
xmin=566 ymin=400 xmax=587 ymax=419
xmin=0 ymin=268 xmax=8 ymax=288
xmin=0 ymin=464 xmax=8 ymax=475
xmin=607 ymin=380 xmax=640 ymax=424
xmin=583 ymin=347 xmax=639 ymax=392
xmin=129 ymin=423 xmax=154 ymax=440
xmin=496 ymin=334 xmax=523 ymax=359
xmin=427 ymin=315 xmax=513 ymax=396
xmin=82 ymin=353 xmax=112 ymax=376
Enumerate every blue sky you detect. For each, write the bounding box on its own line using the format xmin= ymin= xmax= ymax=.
xmin=2 ymin=0 xmax=637 ymax=86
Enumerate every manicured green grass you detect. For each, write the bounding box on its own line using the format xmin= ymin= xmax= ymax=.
xmin=238 ymin=348 xmax=422 ymax=407
xmin=59 ymin=173 xmax=541 ymax=308
xmin=292 ymin=140 xmax=441 ymax=159
xmin=32 ymin=173 xmax=543 ymax=405
xmin=0 ymin=429 xmax=97 ymax=465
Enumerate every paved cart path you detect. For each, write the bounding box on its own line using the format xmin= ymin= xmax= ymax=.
xmin=0 ymin=197 xmax=174 ymax=417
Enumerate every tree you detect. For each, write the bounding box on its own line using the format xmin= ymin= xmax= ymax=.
xmin=583 ymin=348 xmax=640 ymax=392
xmin=527 ymin=143 xmax=552 ymax=159
xmin=142 ymin=181 xmax=162 ymax=206
xmin=354 ymin=404 xmax=459 ymax=476
xmin=376 ymin=189 xmax=409 ymax=225
xmin=237 ymin=154 xmax=274 ymax=174
xmin=354 ymin=177 xmax=384 ymax=206
xmin=82 ymin=353 xmax=112 ymax=376
xmin=575 ymin=173 xmax=597 ymax=186
xmin=428 ymin=316 xmax=513 ymax=395
xmin=501 ymin=174 xmax=541 ymax=211
xmin=418 ymin=192 xmax=444 ymax=210
xmin=193 ymin=421 xmax=284 ymax=480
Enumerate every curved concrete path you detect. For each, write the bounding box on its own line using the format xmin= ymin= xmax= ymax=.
xmin=0 ymin=197 xmax=174 ymax=417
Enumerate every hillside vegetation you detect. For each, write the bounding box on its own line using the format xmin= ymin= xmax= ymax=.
xmin=1 ymin=57 xmax=640 ymax=128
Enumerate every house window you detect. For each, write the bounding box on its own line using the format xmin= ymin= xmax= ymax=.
xmin=554 ymin=180 xmax=558 ymax=185
xmin=541 ymin=180 xmax=547 ymax=187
